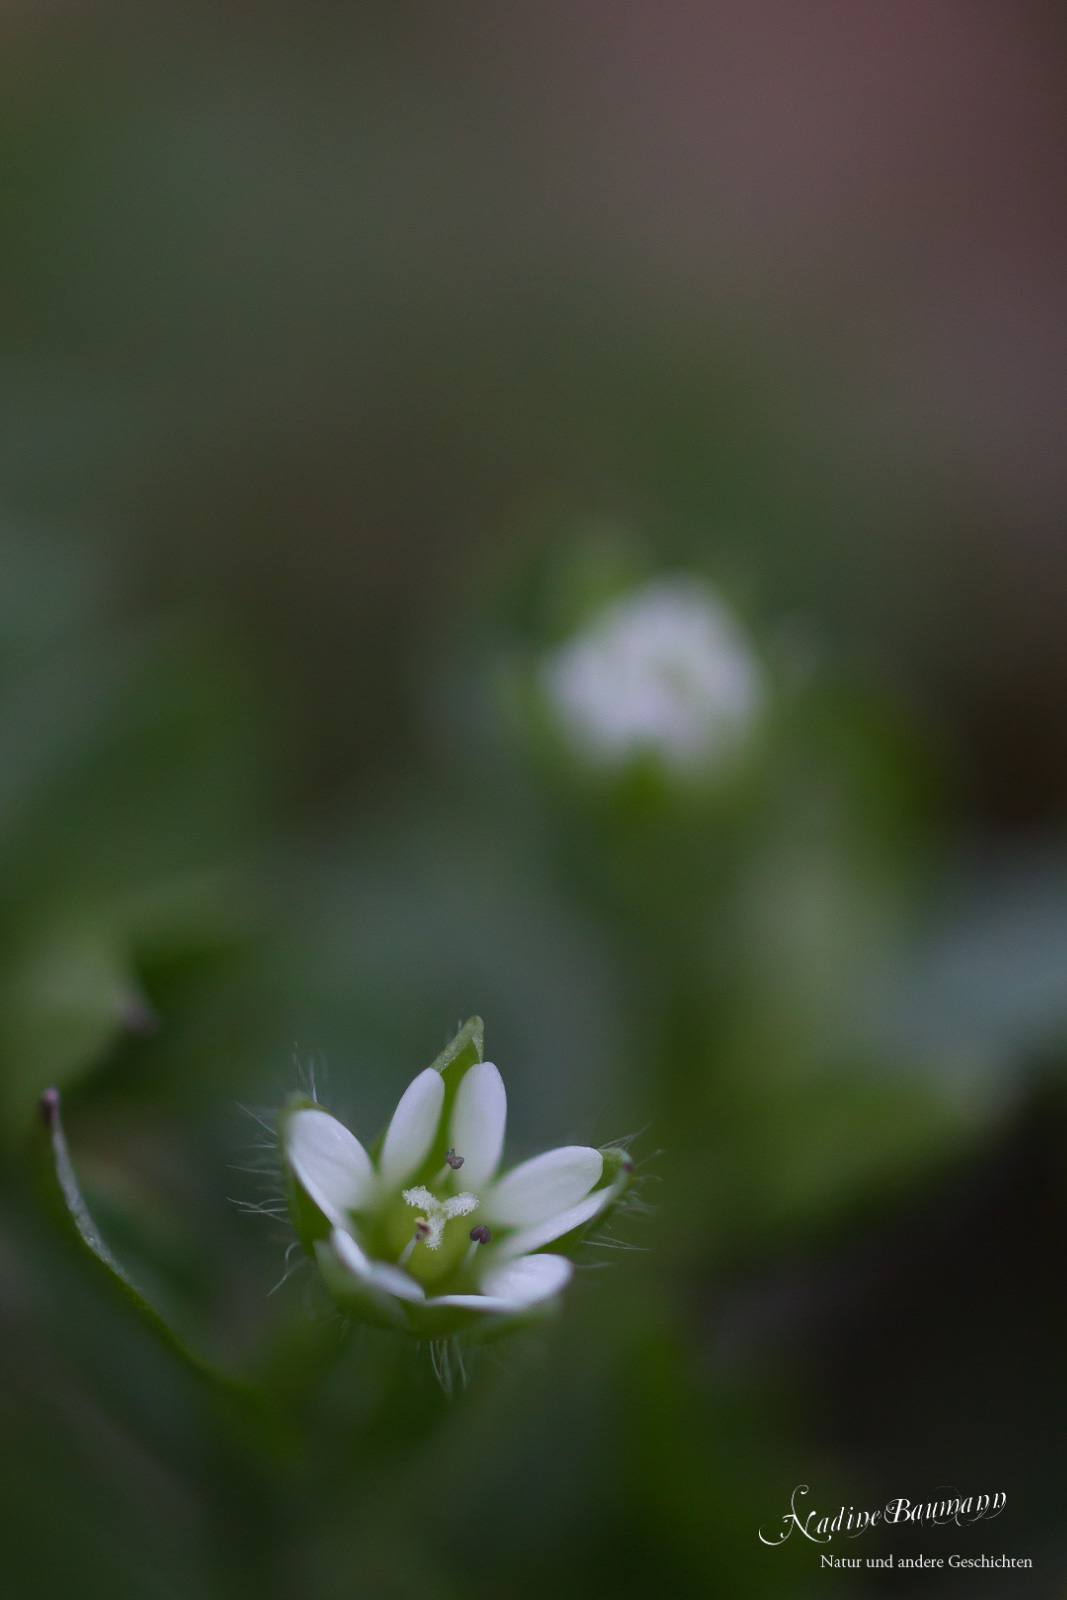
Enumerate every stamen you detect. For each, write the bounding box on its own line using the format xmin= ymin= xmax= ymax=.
xmin=398 ymin=1218 xmax=431 ymax=1265
xmin=433 ymin=1147 xmax=467 ymax=1184
xmin=462 ymin=1223 xmax=492 ymax=1270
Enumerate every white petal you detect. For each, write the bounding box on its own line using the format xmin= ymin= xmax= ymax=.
xmin=331 ymin=1227 xmax=373 ymax=1277
xmin=424 ymin=1254 xmax=573 ymax=1312
xmin=286 ymin=1108 xmax=375 ymax=1225
xmin=378 ymin=1068 xmax=445 ymax=1189
xmin=480 ymin=1252 xmax=573 ymax=1306
xmin=421 ymin=1293 xmax=518 ymax=1312
xmin=448 ymin=1060 xmax=507 ymax=1190
xmin=367 ymin=1262 xmax=427 ymax=1301
xmin=486 ymin=1145 xmax=603 ymax=1226
xmin=331 ymin=1229 xmax=425 ymax=1301
xmin=493 ymin=1187 xmax=611 ymax=1261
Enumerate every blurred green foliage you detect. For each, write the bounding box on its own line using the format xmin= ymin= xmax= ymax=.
xmin=0 ymin=515 xmax=1042 ymax=1600
xmin=0 ymin=533 xmax=265 ymax=1131
xmin=0 ymin=6 xmax=1064 ymax=1598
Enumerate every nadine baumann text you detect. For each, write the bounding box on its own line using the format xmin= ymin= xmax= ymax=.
xmin=759 ymin=1485 xmax=1006 ymax=1546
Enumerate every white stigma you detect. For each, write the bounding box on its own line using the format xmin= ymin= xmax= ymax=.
xmin=402 ymin=1185 xmax=479 ymax=1250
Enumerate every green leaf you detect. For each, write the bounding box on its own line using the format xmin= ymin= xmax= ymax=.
xmin=34 ymin=1086 xmax=259 ymax=1406
xmin=0 ymin=928 xmax=133 ymax=1124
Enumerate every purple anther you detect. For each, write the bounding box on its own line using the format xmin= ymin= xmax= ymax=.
xmin=469 ymin=1225 xmax=491 ymax=1244
xmin=444 ymin=1148 xmax=465 ymax=1170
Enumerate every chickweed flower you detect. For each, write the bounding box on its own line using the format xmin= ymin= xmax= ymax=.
xmin=541 ymin=577 xmax=764 ymax=774
xmin=280 ymin=1020 xmax=633 ymax=1338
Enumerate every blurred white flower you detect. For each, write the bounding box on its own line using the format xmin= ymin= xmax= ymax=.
xmin=541 ymin=578 xmax=764 ymax=773
xmin=281 ymin=1044 xmax=631 ymax=1337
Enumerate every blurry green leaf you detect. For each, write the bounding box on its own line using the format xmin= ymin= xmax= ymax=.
xmin=0 ymin=867 xmax=251 ymax=1134
xmin=0 ymin=596 xmax=265 ymax=1129
xmin=714 ymin=1065 xmax=981 ymax=1248
xmin=34 ymin=1085 xmax=258 ymax=1405
xmin=0 ymin=925 xmax=131 ymax=1111
xmin=887 ymin=850 xmax=1067 ymax=1092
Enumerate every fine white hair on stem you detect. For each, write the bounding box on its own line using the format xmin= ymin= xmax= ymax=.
xmin=428 ymin=1338 xmax=468 ymax=1397
xmin=237 ymin=1103 xmax=278 ymax=1141
xmin=268 ymin=1240 xmax=307 ymax=1296
xmin=229 ymin=1196 xmax=289 ymax=1217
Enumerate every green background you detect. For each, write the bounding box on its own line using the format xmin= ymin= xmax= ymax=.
xmin=0 ymin=4 xmax=1065 ymax=1595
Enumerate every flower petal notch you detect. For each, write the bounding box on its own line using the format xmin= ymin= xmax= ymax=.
xmin=279 ymin=1019 xmax=635 ymax=1341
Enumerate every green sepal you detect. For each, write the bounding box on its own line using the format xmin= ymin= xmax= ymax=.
xmin=404 ymin=1296 xmax=560 ymax=1344
xmin=34 ymin=1086 xmax=259 ymax=1405
xmin=428 ymin=1016 xmax=484 ymax=1076
xmin=599 ymin=1146 xmax=634 ymax=1188
xmin=313 ymin=1238 xmax=411 ymax=1332
xmin=313 ymin=1228 xmax=560 ymax=1341
xmin=418 ymin=1015 xmax=484 ymax=1182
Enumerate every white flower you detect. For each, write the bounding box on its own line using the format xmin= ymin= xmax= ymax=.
xmin=541 ymin=578 xmax=764 ymax=773
xmin=280 ymin=1028 xmax=631 ymax=1337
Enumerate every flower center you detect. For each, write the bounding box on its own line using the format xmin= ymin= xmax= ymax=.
xmin=401 ymin=1185 xmax=479 ymax=1250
